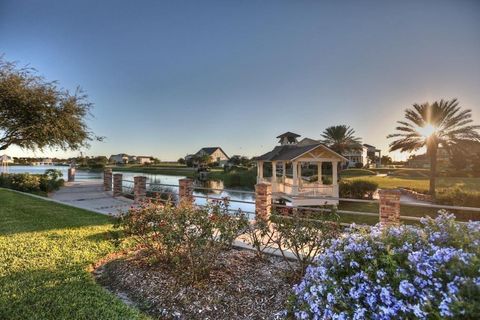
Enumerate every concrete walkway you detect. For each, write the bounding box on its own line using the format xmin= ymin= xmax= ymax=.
xmin=50 ymin=180 xmax=133 ymax=216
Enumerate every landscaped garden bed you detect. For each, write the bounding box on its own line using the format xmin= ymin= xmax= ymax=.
xmin=3 ymin=187 xmax=480 ymax=319
xmin=94 ymin=248 xmax=292 ymax=319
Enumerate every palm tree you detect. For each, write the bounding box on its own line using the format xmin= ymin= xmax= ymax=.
xmin=388 ymin=99 xmax=480 ymax=198
xmin=321 ymin=125 xmax=363 ymax=155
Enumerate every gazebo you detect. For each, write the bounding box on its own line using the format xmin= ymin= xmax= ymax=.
xmin=1 ymin=154 xmax=13 ymax=174
xmin=255 ymin=132 xmax=347 ymax=206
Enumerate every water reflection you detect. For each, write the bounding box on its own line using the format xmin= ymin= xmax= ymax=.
xmin=5 ymin=166 xmax=256 ymax=216
xmin=116 ymin=171 xmax=256 ymax=215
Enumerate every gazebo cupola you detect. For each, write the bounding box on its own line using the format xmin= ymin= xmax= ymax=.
xmin=277 ymin=132 xmax=301 ymax=145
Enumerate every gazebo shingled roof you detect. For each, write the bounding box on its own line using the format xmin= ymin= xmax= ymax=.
xmin=254 ymin=143 xmax=347 ymax=162
xmin=276 ymin=131 xmax=301 ymax=139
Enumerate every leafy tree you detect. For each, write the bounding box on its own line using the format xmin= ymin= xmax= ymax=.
xmin=198 ymin=154 xmax=211 ymax=165
xmin=388 ymin=99 xmax=480 ymax=197
xmin=449 ymin=150 xmax=468 ymax=171
xmin=0 ymin=57 xmax=98 ymax=151
xmin=321 ymin=125 xmax=363 ymax=155
xmin=177 ymin=157 xmax=186 ymax=165
xmin=472 ymin=154 xmax=480 ymax=177
xmin=380 ymin=155 xmax=393 ymax=165
xmin=86 ymin=156 xmax=108 ymax=169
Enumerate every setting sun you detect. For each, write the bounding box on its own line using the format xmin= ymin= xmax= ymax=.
xmin=418 ymin=123 xmax=437 ymax=138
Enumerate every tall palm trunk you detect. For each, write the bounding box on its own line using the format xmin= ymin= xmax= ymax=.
xmin=427 ymin=139 xmax=438 ymax=199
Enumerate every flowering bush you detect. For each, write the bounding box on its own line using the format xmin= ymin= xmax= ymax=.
xmin=292 ymin=212 xmax=480 ymax=319
xmin=118 ymin=199 xmax=248 ymax=283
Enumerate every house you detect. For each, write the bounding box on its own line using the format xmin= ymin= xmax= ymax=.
xmin=300 ymin=138 xmax=381 ymax=168
xmin=255 ymin=132 xmax=347 ymax=206
xmin=109 ymin=154 xmax=137 ymax=165
xmin=343 ymin=144 xmax=381 ymax=168
xmin=407 ymin=154 xmax=430 ymax=168
xmin=136 ymin=156 xmax=153 ymax=165
xmin=32 ymin=158 xmax=54 ymax=165
xmin=192 ymin=147 xmax=230 ymax=166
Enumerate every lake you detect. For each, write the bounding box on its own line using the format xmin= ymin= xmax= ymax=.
xmin=6 ymin=165 xmax=256 ymax=215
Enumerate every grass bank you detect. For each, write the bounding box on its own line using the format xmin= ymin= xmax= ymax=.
xmin=337 ymin=201 xmax=479 ymax=225
xmin=0 ymin=190 xmax=146 ymax=319
xmin=209 ymin=167 xmax=257 ymax=189
xmin=343 ymin=175 xmax=480 ymax=193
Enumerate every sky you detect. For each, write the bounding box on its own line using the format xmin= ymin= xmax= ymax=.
xmin=1 ymin=0 xmax=479 ymax=161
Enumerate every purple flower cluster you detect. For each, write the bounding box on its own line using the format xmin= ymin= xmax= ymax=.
xmin=292 ymin=212 xmax=480 ymax=319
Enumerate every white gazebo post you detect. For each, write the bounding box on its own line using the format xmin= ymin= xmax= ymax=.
xmin=257 ymin=161 xmax=264 ymax=183
xmin=298 ymin=162 xmax=302 ymax=189
xmin=271 ymin=161 xmax=277 ymax=192
xmin=317 ymin=161 xmax=323 ymax=184
xmin=332 ymin=161 xmax=339 ymax=197
xmin=292 ymin=160 xmax=298 ymax=195
xmin=282 ymin=162 xmax=286 ymax=182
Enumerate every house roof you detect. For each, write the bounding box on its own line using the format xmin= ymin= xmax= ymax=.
xmin=254 ymin=143 xmax=347 ymax=162
xmin=196 ymin=147 xmax=229 ymax=159
xmin=276 ymin=131 xmax=301 ymax=139
xmin=297 ymin=137 xmax=320 ymax=146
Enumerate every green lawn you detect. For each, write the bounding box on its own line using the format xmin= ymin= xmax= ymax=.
xmin=0 ymin=189 xmax=146 ymax=320
xmin=344 ymin=175 xmax=480 ymax=193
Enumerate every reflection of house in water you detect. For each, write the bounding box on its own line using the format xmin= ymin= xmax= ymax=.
xmin=255 ymin=132 xmax=347 ymax=206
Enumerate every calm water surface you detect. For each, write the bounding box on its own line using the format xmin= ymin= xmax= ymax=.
xmin=6 ymin=165 xmax=255 ymax=214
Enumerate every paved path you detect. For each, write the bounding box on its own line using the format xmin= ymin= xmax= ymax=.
xmin=50 ymin=180 xmax=133 ymax=215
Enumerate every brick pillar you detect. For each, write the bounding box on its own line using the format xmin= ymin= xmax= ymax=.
xmin=103 ymin=169 xmax=112 ymax=191
xmin=67 ymin=168 xmax=75 ymax=182
xmin=379 ymin=189 xmax=401 ymax=226
xmin=255 ymin=183 xmax=272 ymax=221
xmin=134 ymin=176 xmax=147 ymax=203
xmin=178 ymin=178 xmax=194 ymax=205
xmin=113 ymin=173 xmax=123 ymax=197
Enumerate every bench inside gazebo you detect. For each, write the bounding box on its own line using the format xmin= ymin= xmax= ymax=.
xmin=255 ymin=132 xmax=347 ymax=206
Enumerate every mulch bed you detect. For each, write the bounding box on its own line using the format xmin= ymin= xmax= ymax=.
xmin=93 ymin=248 xmax=294 ymax=319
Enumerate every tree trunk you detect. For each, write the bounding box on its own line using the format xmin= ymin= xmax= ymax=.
xmin=428 ymin=142 xmax=438 ymax=199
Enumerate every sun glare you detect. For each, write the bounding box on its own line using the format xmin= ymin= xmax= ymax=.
xmin=418 ymin=123 xmax=437 ymax=138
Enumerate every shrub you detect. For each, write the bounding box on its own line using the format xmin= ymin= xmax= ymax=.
xmin=355 ymin=162 xmax=364 ymax=169
xmin=244 ymin=218 xmax=275 ymax=259
xmin=39 ymin=169 xmax=64 ymax=193
xmin=322 ymin=176 xmax=332 ymax=185
xmin=270 ymin=210 xmax=340 ymax=281
xmin=118 ymin=199 xmax=248 ymax=283
xmin=291 ymin=213 xmax=480 ymax=319
xmin=340 ymin=179 xmax=378 ymax=199
xmin=9 ymin=173 xmax=41 ymax=192
xmin=0 ymin=170 xmax=64 ymax=193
